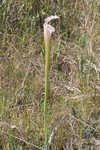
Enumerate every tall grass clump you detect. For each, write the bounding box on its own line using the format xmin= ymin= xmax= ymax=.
xmin=43 ymin=16 xmax=59 ymax=149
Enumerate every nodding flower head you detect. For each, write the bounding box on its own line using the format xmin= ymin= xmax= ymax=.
xmin=44 ymin=23 xmax=55 ymax=44
xmin=44 ymin=15 xmax=59 ymax=46
xmin=44 ymin=15 xmax=59 ymax=24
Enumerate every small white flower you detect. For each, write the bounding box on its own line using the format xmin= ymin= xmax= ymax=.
xmin=44 ymin=15 xmax=59 ymax=44
xmin=44 ymin=23 xmax=55 ymax=43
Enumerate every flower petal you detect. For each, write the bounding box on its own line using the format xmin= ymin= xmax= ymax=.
xmin=44 ymin=23 xmax=55 ymax=42
xmin=45 ymin=15 xmax=59 ymax=24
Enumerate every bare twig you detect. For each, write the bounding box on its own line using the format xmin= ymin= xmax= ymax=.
xmin=0 ymin=122 xmax=22 ymax=134
xmin=1 ymin=130 xmax=44 ymax=150
xmin=69 ymin=114 xmax=100 ymax=134
xmin=47 ymin=114 xmax=66 ymax=148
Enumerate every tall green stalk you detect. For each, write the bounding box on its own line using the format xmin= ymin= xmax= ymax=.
xmin=43 ymin=16 xmax=59 ymax=148
xmin=44 ymin=38 xmax=50 ymax=148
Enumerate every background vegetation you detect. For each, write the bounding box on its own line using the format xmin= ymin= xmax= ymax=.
xmin=0 ymin=0 xmax=100 ymax=149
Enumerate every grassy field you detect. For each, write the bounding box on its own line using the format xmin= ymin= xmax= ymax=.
xmin=0 ymin=0 xmax=100 ymax=149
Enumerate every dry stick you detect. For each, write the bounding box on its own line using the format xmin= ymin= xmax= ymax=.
xmin=47 ymin=113 xmax=100 ymax=148
xmin=0 ymin=122 xmax=44 ymax=149
xmin=2 ymin=131 xmax=43 ymax=150
xmin=47 ymin=111 xmax=100 ymax=148
xmin=70 ymin=114 xmax=100 ymax=134
xmin=47 ymin=114 xmax=66 ymax=148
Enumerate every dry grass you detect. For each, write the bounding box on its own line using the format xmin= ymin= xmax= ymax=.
xmin=0 ymin=0 xmax=100 ymax=149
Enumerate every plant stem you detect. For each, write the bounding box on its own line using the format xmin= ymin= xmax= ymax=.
xmin=44 ymin=40 xmax=50 ymax=148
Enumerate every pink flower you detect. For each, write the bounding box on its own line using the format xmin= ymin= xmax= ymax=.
xmin=44 ymin=15 xmax=59 ymax=45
